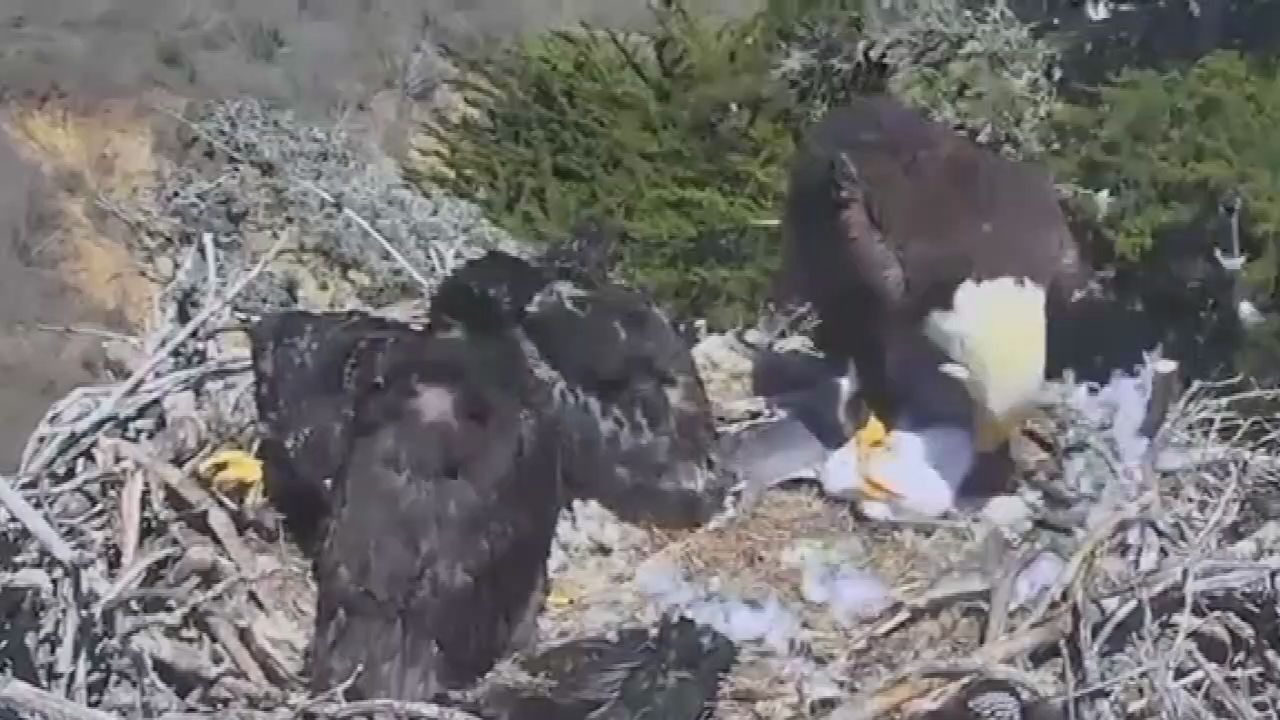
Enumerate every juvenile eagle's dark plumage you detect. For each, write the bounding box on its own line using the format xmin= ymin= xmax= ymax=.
xmin=522 ymin=278 xmax=721 ymax=527
xmin=428 ymin=245 xmax=724 ymax=531
xmin=308 ymin=307 xmax=562 ymax=700
xmin=244 ymin=244 xmax=730 ymax=704
xmin=248 ymin=255 xmax=565 ymax=701
xmin=250 ymin=249 xmax=724 ymax=551
xmin=246 ymin=310 xmax=412 ymax=556
xmin=473 ymin=614 xmax=736 ymax=720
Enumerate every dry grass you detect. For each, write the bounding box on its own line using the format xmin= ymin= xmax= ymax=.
xmin=3 ymin=98 xmax=162 ymax=328
xmin=540 ymin=486 xmax=990 ymax=719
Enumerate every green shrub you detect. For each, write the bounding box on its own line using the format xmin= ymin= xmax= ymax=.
xmin=412 ymin=2 xmax=803 ymax=329
xmin=1050 ymin=50 xmax=1280 ymax=294
xmin=411 ymin=0 xmax=1062 ymax=327
xmin=774 ymin=0 xmax=1061 ymax=159
xmin=768 ymin=0 xmax=888 ymax=122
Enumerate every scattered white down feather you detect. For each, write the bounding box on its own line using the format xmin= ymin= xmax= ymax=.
xmin=781 ymin=541 xmax=895 ymax=625
xmin=548 ymin=499 xmax=651 ymax=576
xmin=632 ymin=551 xmax=861 ymax=710
xmin=634 ymin=556 xmax=803 ymax=654
xmin=799 ymin=561 xmax=894 ymax=625
xmin=1059 ymin=356 xmax=1162 ymax=468
xmin=1009 ymin=550 xmax=1066 ymax=610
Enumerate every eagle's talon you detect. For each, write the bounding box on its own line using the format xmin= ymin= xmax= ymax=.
xmin=198 ymin=448 xmax=265 ymax=506
xmin=546 ymin=583 xmax=579 ymax=610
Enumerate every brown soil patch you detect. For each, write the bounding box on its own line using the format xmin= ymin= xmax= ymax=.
xmin=0 ymin=95 xmax=170 ymax=471
xmin=4 ymin=96 xmax=163 ymax=328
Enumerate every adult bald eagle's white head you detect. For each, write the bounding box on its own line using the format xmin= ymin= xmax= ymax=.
xmin=925 ymin=275 xmax=1048 ymax=455
xmin=783 ymin=95 xmax=1081 ymax=517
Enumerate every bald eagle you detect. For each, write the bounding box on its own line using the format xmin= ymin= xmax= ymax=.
xmin=782 ymin=95 xmax=1090 ymax=517
xmin=521 ymin=279 xmax=722 ymax=527
xmin=308 ymin=304 xmax=562 ymax=700
xmin=425 ymin=246 xmax=725 ymax=528
xmin=246 ymin=310 xmax=415 ymax=555
xmin=472 ymin=614 xmax=736 ymax=720
xmin=245 ymin=247 xmax=730 ymax=701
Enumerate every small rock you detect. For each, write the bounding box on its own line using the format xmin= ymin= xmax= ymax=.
xmin=152 ymin=254 xmax=176 ymax=279
xmin=1010 ymin=550 xmax=1065 ymax=610
xmin=981 ymin=495 xmax=1034 ymax=534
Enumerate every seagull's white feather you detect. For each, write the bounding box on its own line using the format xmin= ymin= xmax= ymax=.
xmin=819 ymin=426 xmax=972 ymax=519
xmin=816 ymin=440 xmax=861 ymax=498
xmin=862 ymin=430 xmax=958 ymax=518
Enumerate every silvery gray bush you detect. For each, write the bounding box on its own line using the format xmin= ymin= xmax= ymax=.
xmin=150 ymin=96 xmax=525 ymax=311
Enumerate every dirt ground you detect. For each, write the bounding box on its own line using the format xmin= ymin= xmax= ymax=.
xmin=0 ymin=102 xmax=157 ymax=473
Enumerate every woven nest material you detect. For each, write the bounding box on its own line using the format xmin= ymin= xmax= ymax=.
xmin=2 ymin=240 xmax=1280 ymax=720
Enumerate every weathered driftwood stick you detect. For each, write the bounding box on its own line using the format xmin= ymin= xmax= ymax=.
xmin=1140 ymin=358 xmax=1181 ymax=440
xmin=0 ymin=473 xmax=82 ymax=568
xmin=0 ymin=676 xmax=119 ymax=720
xmin=22 ymin=233 xmax=289 ymax=480
xmin=981 ymin=532 xmax=1025 ymax=645
xmin=108 ymin=439 xmax=259 ymax=578
xmin=307 ymin=699 xmax=484 ymax=720
xmin=831 ymin=613 xmax=1073 ymax=720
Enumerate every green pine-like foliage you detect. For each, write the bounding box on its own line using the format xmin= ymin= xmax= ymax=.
xmin=1051 ymin=50 xmax=1280 ymax=295
xmin=411 ymin=1 xmax=811 ymax=329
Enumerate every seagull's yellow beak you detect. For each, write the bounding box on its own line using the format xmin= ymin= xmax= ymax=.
xmin=850 ymin=413 xmax=901 ymax=502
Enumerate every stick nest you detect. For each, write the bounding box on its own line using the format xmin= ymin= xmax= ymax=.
xmin=1 ymin=246 xmax=1279 ymax=720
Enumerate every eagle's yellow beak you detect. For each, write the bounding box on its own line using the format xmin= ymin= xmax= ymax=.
xmin=850 ymin=414 xmax=901 ymax=502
